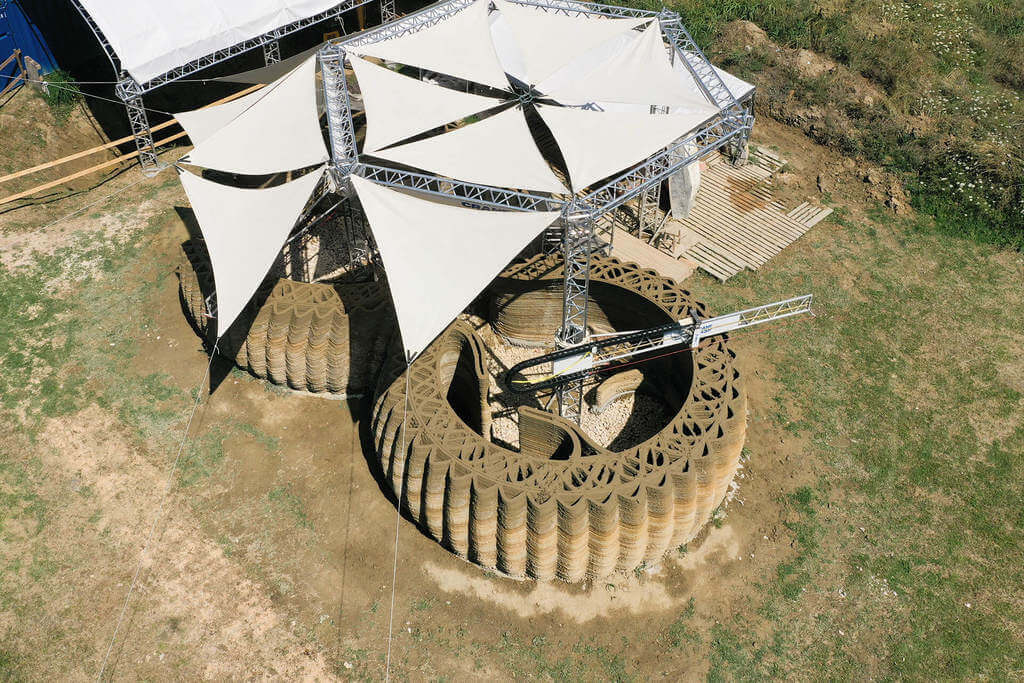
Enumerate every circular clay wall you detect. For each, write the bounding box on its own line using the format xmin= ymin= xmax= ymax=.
xmin=371 ymin=254 xmax=746 ymax=582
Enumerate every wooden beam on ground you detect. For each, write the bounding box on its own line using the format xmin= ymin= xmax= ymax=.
xmin=0 ymin=83 xmax=265 ymax=186
xmin=0 ymin=131 xmax=189 ymax=206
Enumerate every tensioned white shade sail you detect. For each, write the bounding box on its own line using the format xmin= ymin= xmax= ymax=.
xmin=175 ymin=86 xmax=267 ymax=146
xmin=353 ymin=0 xmax=511 ymax=91
xmin=351 ymin=56 xmax=504 ymax=153
xmin=492 ymin=0 xmax=648 ymax=84
xmin=77 ymin=0 xmax=346 ymax=85
xmin=183 ymin=55 xmax=328 ymax=175
xmin=350 ymin=175 xmax=560 ymax=357
xmin=536 ymin=104 xmax=716 ymax=191
xmin=541 ymin=22 xmax=720 ymax=111
xmin=369 ymin=107 xmax=568 ymax=194
xmin=179 ymin=166 xmax=326 ymax=337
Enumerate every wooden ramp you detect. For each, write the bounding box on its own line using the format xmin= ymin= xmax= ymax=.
xmin=611 ymin=228 xmax=698 ymax=283
xmin=675 ymin=150 xmax=833 ymax=281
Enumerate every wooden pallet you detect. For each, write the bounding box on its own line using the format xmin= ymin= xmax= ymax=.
xmin=675 ymin=150 xmax=831 ymax=281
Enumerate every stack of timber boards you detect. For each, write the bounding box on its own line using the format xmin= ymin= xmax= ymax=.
xmin=677 ymin=149 xmax=833 ymax=281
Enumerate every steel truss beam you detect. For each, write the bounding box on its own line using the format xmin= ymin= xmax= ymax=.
xmin=71 ymin=0 xmax=370 ymax=174
xmin=321 ymin=0 xmax=755 ymax=422
xmin=263 ymin=39 xmax=282 ymax=65
xmin=380 ymin=0 xmax=398 ymax=23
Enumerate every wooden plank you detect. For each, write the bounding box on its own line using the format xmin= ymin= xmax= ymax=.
xmin=0 ymin=131 xmax=188 ymax=206
xmin=683 ymin=204 xmax=781 ymax=261
xmin=0 ymin=50 xmax=20 ymax=72
xmin=692 ymin=183 xmax=808 ymax=242
xmin=611 ymin=228 xmax=696 ymax=282
xmin=801 ymin=207 xmax=833 ymax=227
xmin=697 ymin=181 xmax=809 ymax=237
xmin=686 ymin=243 xmax=744 ymax=281
xmin=0 ymin=83 xmax=265 ymax=186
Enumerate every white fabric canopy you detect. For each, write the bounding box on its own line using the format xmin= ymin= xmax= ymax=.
xmin=179 ymin=166 xmax=325 ymax=336
xmin=536 ymin=104 xmax=715 ymax=191
xmin=351 ymin=56 xmax=503 ymax=153
xmin=370 ymin=107 xmax=568 ymax=194
xmin=350 ymin=175 xmax=559 ymax=357
xmin=78 ymin=0 xmax=344 ymax=85
xmin=175 ymin=86 xmax=268 ymax=146
xmin=183 ymin=55 xmax=328 ymax=175
xmin=541 ymin=22 xmax=720 ymax=111
xmin=354 ymin=0 xmax=510 ymax=91
xmin=492 ymin=1 xmax=647 ymax=84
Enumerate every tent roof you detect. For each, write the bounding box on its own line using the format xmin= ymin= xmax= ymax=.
xmin=540 ymin=22 xmax=719 ymax=110
xmin=536 ymin=104 xmax=717 ymax=191
xmin=350 ymin=175 xmax=559 ymax=357
xmin=353 ymin=0 xmax=511 ymax=90
xmin=370 ymin=106 xmax=568 ymax=195
xmin=77 ymin=0 xmax=348 ymax=85
xmin=351 ymin=56 xmax=504 ymax=153
xmin=178 ymin=166 xmax=326 ymax=337
xmin=181 ymin=55 xmax=328 ymax=175
xmin=492 ymin=0 xmax=648 ymax=84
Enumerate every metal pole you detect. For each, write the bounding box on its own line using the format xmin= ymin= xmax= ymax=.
xmin=263 ymin=39 xmax=281 ymax=65
xmin=556 ymin=208 xmax=594 ymax=423
xmin=116 ymin=76 xmax=159 ymax=175
xmin=380 ymin=0 xmax=397 ymax=23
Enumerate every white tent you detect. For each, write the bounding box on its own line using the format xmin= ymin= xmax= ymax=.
xmin=351 ymin=56 xmax=504 ymax=153
xmin=179 ymin=167 xmax=326 ymax=336
xmin=369 ymin=107 xmax=568 ymax=194
xmin=535 ymin=104 xmax=716 ymax=191
xmin=182 ymin=55 xmax=328 ymax=175
xmin=492 ymin=0 xmax=648 ymax=84
xmin=77 ymin=0 xmax=348 ymax=85
xmin=350 ymin=175 xmax=560 ymax=357
xmin=540 ymin=22 xmax=717 ymax=110
xmin=354 ymin=0 xmax=511 ymax=91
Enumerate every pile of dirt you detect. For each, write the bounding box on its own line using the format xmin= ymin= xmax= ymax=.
xmin=712 ymin=21 xmax=910 ymax=214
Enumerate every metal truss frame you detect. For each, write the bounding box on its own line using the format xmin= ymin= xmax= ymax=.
xmin=318 ymin=0 xmax=754 ymax=420
xmin=71 ymin=0 xmax=372 ymax=172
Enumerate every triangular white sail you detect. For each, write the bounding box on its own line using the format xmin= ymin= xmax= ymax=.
xmin=370 ymin=107 xmax=567 ymax=194
xmin=351 ymin=56 xmax=502 ymax=153
xmin=183 ymin=55 xmax=328 ymax=175
xmin=175 ymin=86 xmax=267 ymax=146
xmin=179 ymin=166 xmax=326 ymax=337
xmin=354 ymin=0 xmax=510 ymax=91
xmin=492 ymin=0 xmax=647 ymax=84
xmin=536 ymin=104 xmax=715 ymax=191
xmin=350 ymin=175 xmax=560 ymax=357
xmin=541 ymin=22 xmax=720 ymax=111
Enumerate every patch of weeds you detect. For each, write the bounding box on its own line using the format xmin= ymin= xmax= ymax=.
xmin=177 ymin=428 xmax=227 ymax=486
xmin=667 ymin=597 xmax=700 ymax=649
xmin=266 ymin=484 xmax=313 ymax=530
xmin=41 ymin=70 xmax=82 ymax=126
xmin=411 ymin=596 xmax=436 ymax=612
xmin=0 ymin=649 xmax=23 ymax=682
xmin=236 ymin=422 xmax=280 ymax=453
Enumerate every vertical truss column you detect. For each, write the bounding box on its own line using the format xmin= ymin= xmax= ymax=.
xmin=321 ymin=47 xmax=376 ymax=272
xmin=115 ymin=76 xmax=159 ymax=174
xmin=263 ymin=39 xmax=282 ymax=65
xmin=556 ymin=209 xmax=594 ymax=423
xmin=637 ymin=181 xmax=662 ymax=241
xmin=321 ymin=47 xmax=359 ymax=179
xmin=380 ymin=0 xmax=397 ymax=23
